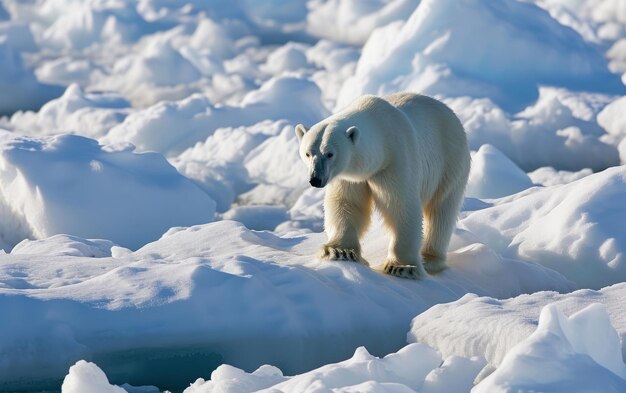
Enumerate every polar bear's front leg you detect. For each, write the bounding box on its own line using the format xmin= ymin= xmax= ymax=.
xmin=320 ymin=180 xmax=372 ymax=265
xmin=372 ymin=180 xmax=427 ymax=279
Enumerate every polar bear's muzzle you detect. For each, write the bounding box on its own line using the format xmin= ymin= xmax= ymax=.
xmin=309 ymin=157 xmax=328 ymax=188
xmin=310 ymin=176 xmax=324 ymax=188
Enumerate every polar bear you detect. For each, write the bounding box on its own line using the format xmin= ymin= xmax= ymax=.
xmin=295 ymin=93 xmax=470 ymax=279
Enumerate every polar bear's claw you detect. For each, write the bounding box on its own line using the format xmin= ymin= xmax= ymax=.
xmin=320 ymin=245 xmax=368 ymax=265
xmin=383 ymin=261 xmax=426 ymax=280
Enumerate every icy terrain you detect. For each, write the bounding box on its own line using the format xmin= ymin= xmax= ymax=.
xmin=0 ymin=0 xmax=626 ymax=391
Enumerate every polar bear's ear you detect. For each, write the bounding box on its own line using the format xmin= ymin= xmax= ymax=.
xmin=346 ymin=126 xmax=359 ymax=144
xmin=295 ymin=124 xmax=307 ymax=142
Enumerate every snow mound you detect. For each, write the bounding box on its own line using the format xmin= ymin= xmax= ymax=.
xmin=40 ymin=2 xmax=151 ymax=51
xmin=0 ymin=220 xmax=571 ymax=391
xmin=535 ymin=0 xmax=626 ymax=30
xmin=173 ymin=120 xmax=287 ymax=212
xmin=337 ymin=0 xmax=625 ymax=112
xmin=448 ymin=88 xmax=619 ymax=172
xmin=94 ymin=38 xmax=203 ymax=107
xmin=598 ymin=95 xmax=626 ymax=163
xmin=466 ymin=144 xmax=534 ymax=199
xmin=62 ymin=360 xmax=126 ymax=393
xmin=261 ymin=42 xmax=310 ymax=75
xmin=188 ymin=344 xmax=446 ymax=393
xmin=306 ymin=0 xmax=421 ymax=45
xmin=12 ymin=234 xmax=115 ymax=258
xmin=35 ymin=57 xmax=94 ymax=86
xmin=408 ymin=283 xmax=626 ymax=372
xmin=474 ymin=303 xmax=626 ymax=392
xmin=242 ymin=122 xmax=309 ymax=206
xmin=104 ymin=76 xmax=328 ymax=156
xmin=461 ymin=165 xmax=626 ymax=288
xmin=0 ymin=132 xmax=215 ymax=251
xmin=66 ymin=344 xmax=484 ymax=393
xmin=10 ymin=84 xmax=131 ymax=139
xmin=527 ymin=167 xmax=593 ymax=187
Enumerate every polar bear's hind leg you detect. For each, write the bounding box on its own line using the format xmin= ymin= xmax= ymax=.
xmin=421 ymin=180 xmax=466 ymax=274
xmin=373 ymin=177 xmax=427 ymax=280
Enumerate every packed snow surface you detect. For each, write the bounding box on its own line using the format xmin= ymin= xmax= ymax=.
xmin=0 ymin=218 xmax=573 ymax=391
xmin=1 ymin=0 xmax=626 ymax=391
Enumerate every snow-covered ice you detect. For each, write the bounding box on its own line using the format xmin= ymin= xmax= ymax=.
xmin=462 ymin=165 xmax=626 ymax=289
xmin=59 ymin=301 xmax=626 ymax=393
xmin=0 ymin=132 xmax=215 ymax=250
xmin=1 ymin=0 xmax=626 ymax=391
xmin=409 ymin=284 xmax=626 ymax=384
xmin=337 ymin=0 xmax=625 ymax=112
xmin=0 ymin=218 xmax=574 ymax=391
xmin=102 ymin=76 xmax=328 ymax=157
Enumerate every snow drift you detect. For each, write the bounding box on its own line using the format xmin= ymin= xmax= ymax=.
xmin=0 ymin=132 xmax=215 ymax=251
xmin=461 ymin=165 xmax=626 ymax=289
xmin=338 ymin=0 xmax=625 ymax=112
xmin=409 ymin=283 xmax=626 ymax=382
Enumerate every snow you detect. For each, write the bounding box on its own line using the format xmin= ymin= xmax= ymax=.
xmin=10 ymin=83 xmax=131 ymax=139
xmin=409 ymin=284 xmax=626 ymax=387
xmin=306 ymin=0 xmax=421 ymax=45
xmin=465 ymin=145 xmax=534 ymax=199
xmin=461 ymin=165 xmax=626 ymax=289
xmin=0 ymin=132 xmax=215 ymax=251
xmin=172 ymin=120 xmax=287 ymax=212
xmin=0 ymin=218 xmax=573 ymax=391
xmin=527 ymin=166 xmax=593 ymax=187
xmin=447 ymin=87 xmax=619 ymax=172
xmin=0 ymin=41 xmax=63 ymax=116
xmin=12 ymin=234 xmax=115 ymax=258
xmin=1 ymin=0 xmax=626 ymax=391
xmin=102 ymin=76 xmax=328 ymax=157
xmin=598 ymin=95 xmax=626 ymax=163
xmin=61 ymin=301 xmax=626 ymax=393
xmin=473 ymin=303 xmax=626 ymax=393
xmin=62 ymin=360 xmax=126 ymax=393
xmin=337 ymin=0 xmax=625 ymax=112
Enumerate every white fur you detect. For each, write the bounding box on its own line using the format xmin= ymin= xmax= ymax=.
xmin=296 ymin=93 xmax=470 ymax=279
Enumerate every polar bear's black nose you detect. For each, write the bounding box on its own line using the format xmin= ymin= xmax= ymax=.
xmin=310 ymin=177 xmax=323 ymax=188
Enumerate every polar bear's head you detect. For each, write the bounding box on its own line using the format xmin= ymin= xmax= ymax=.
xmin=295 ymin=122 xmax=359 ymax=188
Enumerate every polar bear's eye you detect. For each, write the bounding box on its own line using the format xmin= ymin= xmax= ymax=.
xmin=326 ymin=153 xmax=334 ymax=158
xmin=305 ymin=152 xmax=310 ymax=157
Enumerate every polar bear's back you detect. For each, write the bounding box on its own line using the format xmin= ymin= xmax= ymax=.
xmin=384 ymin=92 xmax=470 ymax=197
xmin=384 ymin=93 xmax=466 ymax=152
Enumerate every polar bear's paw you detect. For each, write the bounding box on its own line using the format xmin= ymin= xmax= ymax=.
xmin=320 ymin=245 xmax=369 ymax=266
xmin=423 ymin=258 xmax=449 ymax=274
xmin=382 ymin=260 xmax=426 ymax=280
